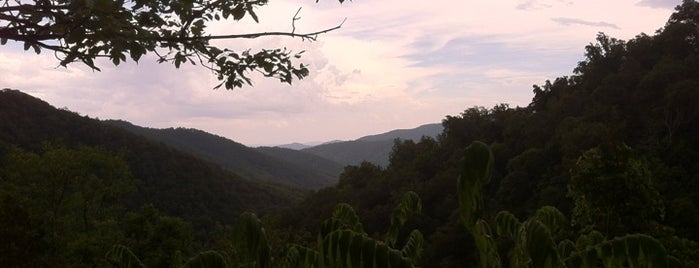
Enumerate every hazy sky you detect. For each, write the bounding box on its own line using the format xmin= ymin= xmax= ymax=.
xmin=0 ymin=0 xmax=682 ymax=146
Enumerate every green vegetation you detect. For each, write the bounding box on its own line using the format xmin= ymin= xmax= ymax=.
xmin=0 ymin=0 xmax=349 ymax=89
xmin=0 ymin=88 xmax=301 ymax=234
xmin=2 ymin=0 xmax=699 ymax=267
xmin=279 ymin=1 xmax=699 ymax=266
xmin=107 ymin=120 xmax=342 ymax=189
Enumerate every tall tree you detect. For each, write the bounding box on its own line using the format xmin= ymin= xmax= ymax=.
xmin=568 ymin=144 xmax=665 ymax=237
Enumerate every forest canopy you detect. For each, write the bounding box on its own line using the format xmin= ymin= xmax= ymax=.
xmin=1 ymin=0 xmax=699 ymax=267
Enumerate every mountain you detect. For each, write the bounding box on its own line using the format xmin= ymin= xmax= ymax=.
xmin=106 ymin=120 xmax=341 ymax=189
xmin=302 ymin=123 xmax=444 ymax=167
xmin=0 ymin=89 xmax=299 ymax=229
xmin=276 ymin=142 xmax=312 ymax=150
xmin=356 ymin=123 xmax=443 ymax=142
xmin=254 ymin=146 xmax=344 ymax=179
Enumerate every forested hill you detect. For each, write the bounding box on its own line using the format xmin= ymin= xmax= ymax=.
xmin=0 ymin=89 xmax=301 ymax=228
xmin=356 ymin=123 xmax=443 ymax=142
xmin=301 ymin=123 xmax=443 ymax=167
xmin=106 ymin=120 xmax=342 ymax=189
xmin=279 ymin=2 xmax=699 ymax=267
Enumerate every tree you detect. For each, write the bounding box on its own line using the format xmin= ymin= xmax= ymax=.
xmin=0 ymin=144 xmax=138 ymax=266
xmin=567 ymin=144 xmax=665 ymax=237
xmin=0 ymin=0 xmax=348 ymax=89
xmin=457 ymin=141 xmax=683 ymax=268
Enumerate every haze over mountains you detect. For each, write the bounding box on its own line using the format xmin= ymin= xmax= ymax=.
xmin=105 ymin=120 xmax=345 ymax=189
xmin=1 ymin=88 xmax=444 ymax=191
xmin=108 ymin=120 xmax=444 ymax=183
xmin=300 ymin=123 xmax=443 ymax=167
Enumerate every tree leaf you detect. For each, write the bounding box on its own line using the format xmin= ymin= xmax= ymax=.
xmin=104 ymin=244 xmax=146 ymax=268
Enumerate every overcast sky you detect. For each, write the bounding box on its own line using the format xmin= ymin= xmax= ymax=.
xmin=0 ymin=0 xmax=682 ymax=146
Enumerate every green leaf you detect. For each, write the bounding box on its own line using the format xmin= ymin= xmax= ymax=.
xmin=520 ymin=219 xmax=561 ymax=268
xmin=326 ymin=203 xmax=364 ymax=235
xmin=104 ymin=245 xmax=146 ymax=268
xmin=457 ymin=141 xmax=494 ymax=231
xmin=248 ymin=8 xmax=259 ymax=23
xmin=130 ymin=48 xmax=143 ymax=62
xmin=473 ymin=220 xmax=502 ymax=268
xmin=182 ymin=251 xmax=230 ymax=268
xmin=232 ymin=212 xmax=270 ymax=268
xmin=400 ymin=230 xmax=424 ymax=263
xmin=386 ymin=191 xmax=421 ymax=247
xmin=533 ymin=206 xmax=567 ymax=239
xmin=494 ymin=211 xmax=521 ymax=240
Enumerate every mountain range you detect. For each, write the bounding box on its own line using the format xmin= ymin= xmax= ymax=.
xmin=1 ymin=88 xmax=444 ymax=198
xmin=300 ymin=123 xmax=443 ymax=167
xmin=105 ymin=120 xmax=344 ymax=189
xmin=108 ymin=118 xmax=443 ymax=184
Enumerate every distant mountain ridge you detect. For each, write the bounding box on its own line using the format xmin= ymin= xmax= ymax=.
xmin=106 ymin=120 xmax=342 ymax=189
xmin=356 ymin=123 xmax=443 ymax=142
xmin=276 ymin=142 xmax=312 ymax=150
xmin=301 ymin=123 xmax=444 ymax=167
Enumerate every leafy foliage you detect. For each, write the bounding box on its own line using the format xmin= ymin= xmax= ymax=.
xmin=0 ymin=88 xmax=301 ymax=234
xmin=4 ymin=1 xmax=699 ymax=267
xmin=105 ymin=245 xmax=147 ymax=268
xmin=457 ymin=141 xmax=685 ymax=268
xmin=231 ymin=212 xmax=271 ymax=268
xmin=458 ymin=141 xmax=494 ymax=232
xmin=568 ymin=144 xmax=664 ymax=235
xmin=0 ymin=0 xmax=348 ymax=89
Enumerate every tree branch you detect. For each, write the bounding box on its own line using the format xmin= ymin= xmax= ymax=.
xmin=178 ymin=18 xmax=346 ymax=42
xmin=0 ymin=3 xmax=69 ymax=13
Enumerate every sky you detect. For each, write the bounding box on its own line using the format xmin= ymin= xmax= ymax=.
xmin=0 ymin=0 xmax=683 ymax=146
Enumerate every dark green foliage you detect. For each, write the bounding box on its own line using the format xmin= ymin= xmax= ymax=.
xmin=280 ymin=2 xmax=699 ymax=266
xmin=0 ymin=89 xmax=300 ymax=234
xmin=302 ymin=139 xmax=397 ymax=167
xmin=0 ymin=145 xmax=136 ymax=267
xmin=107 ymin=120 xmax=342 ymax=189
xmin=182 ymin=251 xmax=230 ymax=268
xmin=564 ymin=234 xmax=681 ymax=268
xmin=120 ymin=205 xmax=196 ymax=268
xmin=458 ymin=141 xmax=685 ymax=268
xmin=386 ymin=191 xmax=422 ymax=247
xmin=320 ymin=229 xmax=414 ymax=268
xmin=568 ymin=144 xmax=664 ymax=236
xmin=230 ymin=212 xmax=271 ymax=268
xmin=457 ymin=141 xmax=494 ymax=232
xmin=105 ymin=245 xmax=146 ymax=268
xmin=4 ymin=1 xmax=699 ymax=266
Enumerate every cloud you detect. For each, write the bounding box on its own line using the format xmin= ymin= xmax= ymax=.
xmin=516 ymin=0 xmax=573 ymax=10
xmin=516 ymin=0 xmax=553 ymax=10
xmin=552 ymin=17 xmax=620 ymax=29
xmin=0 ymin=0 xmax=682 ymax=145
xmin=636 ymin=0 xmax=681 ymax=9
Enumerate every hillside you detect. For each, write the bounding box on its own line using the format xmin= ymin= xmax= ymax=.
xmin=280 ymin=4 xmax=699 ymax=267
xmin=356 ymin=123 xmax=443 ymax=142
xmin=0 ymin=89 xmax=300 ymax=229
xmin=107 ymin=120 xmax=341 ymax=189
xmin=302 ymin=123 xmax=443 ymax=167
xmin=254 ymin=146 xmax=344 ymax=180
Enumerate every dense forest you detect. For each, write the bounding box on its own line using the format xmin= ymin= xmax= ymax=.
xmin=1 ymin=0 xmax=699 ymax=267
xmin=277 ymin=1 xmax=699 ymax=267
